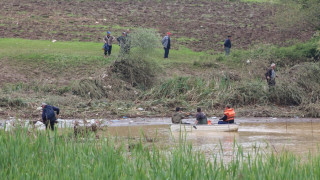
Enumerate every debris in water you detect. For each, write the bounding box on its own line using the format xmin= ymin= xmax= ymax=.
xmin=35 ymin=121 xmax=46 ymax=131
xmin=5 ymin=121 xmax=13 ymax=131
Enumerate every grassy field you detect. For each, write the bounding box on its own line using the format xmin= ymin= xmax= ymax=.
xmin=1 ymin=128 xmax=320 ymax=179
xmin=0 ymin=36 xmax=319 ymax=119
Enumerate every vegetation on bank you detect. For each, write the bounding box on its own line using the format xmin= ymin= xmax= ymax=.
xmin=0 ymin=129 xmax=320 ymax=179
xmin=0 ymin=34 xmax=319 ymax=118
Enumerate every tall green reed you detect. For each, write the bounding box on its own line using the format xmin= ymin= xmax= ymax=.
xmin=0 ymin=128 xmax=320 ymax=179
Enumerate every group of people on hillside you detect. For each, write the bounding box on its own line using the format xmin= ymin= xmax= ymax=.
xmin=102 ymin=30 xmax=233 ymax=59
xmin=172 ymin=105 xmax=235 ymax=125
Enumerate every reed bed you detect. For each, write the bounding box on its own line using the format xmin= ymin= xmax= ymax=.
xmin=0 ymin=129 xmax=320 ymax=179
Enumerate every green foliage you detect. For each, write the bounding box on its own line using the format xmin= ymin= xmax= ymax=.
xmin=111 ymin=29 xmax=161 ymax=89
xmin=72 ymin=79 xmax=106 ymax=99
xmin=143 ymin=76 xmax=215 ymax=102
xmin=0 ymin=97 xmax=27 ymax=107
xmin=130 ymin=28 xmax=161 ymax=52
xmin=275 ymin=0 xmax=320 ymax=30
xmin=222 ymin=80 xmax=268 ymax=106
xmin=111 ymin=57 xmax=157 ymax=89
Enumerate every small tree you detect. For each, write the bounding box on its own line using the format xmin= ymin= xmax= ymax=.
xmin=111 ymin=28 xmax=161 ymax=89
xmin=130 ymin=28 xmax=161 ymax=57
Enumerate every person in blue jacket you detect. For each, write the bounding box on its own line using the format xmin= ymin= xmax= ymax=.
xmin=162 ymin=32 xmax=171 ymax=58
xmin=224 ymin=35 xmax=232 ymax=56
xmin=41 ymin=103 xmax=60 ymax=131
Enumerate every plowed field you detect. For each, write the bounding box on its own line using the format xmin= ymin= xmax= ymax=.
xmin=0 ymin=0 xmax=314 ymax=51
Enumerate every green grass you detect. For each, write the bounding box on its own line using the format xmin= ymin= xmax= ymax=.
xmin=0 ymin=38 xmax=107 ymax=58
xmin=0 ymin=38 xmax=213 ymax=67
xmin=0 ymin=129 xmax=320 ymax=179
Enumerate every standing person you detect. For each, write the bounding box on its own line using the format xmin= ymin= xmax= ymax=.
xmin=195 ymin=107 xmax=207 ymax=125
xmin=218 ymin=105 xmax=235 ymax=124
xmin=117 ymin=32 xmax=129 ymax=55
xmin=125 ymin=29 xmax=131 ymax=53
xmin=265 ymin=63 xmax=276 ymax=86
xmin=172 ymin=107 xmax=186 ymax=124
xmin=103 ymin=31 xmax=116 ymax=57
xmin=162 ymin=32 xmax=171 ymax=58
xmin=41 ymin=103 xmax=60 ymax=131
xmin=224 ymin=35 xmax=232 ymax=56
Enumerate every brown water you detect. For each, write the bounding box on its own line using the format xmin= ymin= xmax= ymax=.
xmin=104 ymin=117 xmax=320 ymax=156
xmin=1 ymin=117 xmax=320 ymax=156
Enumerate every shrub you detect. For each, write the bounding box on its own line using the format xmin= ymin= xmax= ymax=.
xmin=221 ymin=80 xmax=268 ymax=106
xmin=111 ymin=57 xmax=156 ymax=89
xmin=143 ymin=76 xmax=214 ymax=102
xmin=0 ymin=97 xmax=27 ymax=108
xmin=130 ymin=28 xmax=161 ymax=52
xmin=72 ymin=79 xmax=105 ymax=99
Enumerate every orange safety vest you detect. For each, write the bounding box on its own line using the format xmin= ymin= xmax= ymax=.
xmin=224 ymin=108 xmax=235 ymax=121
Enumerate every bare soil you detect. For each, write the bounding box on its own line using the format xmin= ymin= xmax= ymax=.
xmin=0 ymin=0 xmax=315 ymax=51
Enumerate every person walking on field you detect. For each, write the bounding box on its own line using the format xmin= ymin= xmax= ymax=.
xmin=265 ymin=63 xmax=276 ymax=86
xmin=224 ymin=35 xmax=232 ymax=56
xmin=218 ymin=105 xmax=235 ymax=124
xmin=103 ymin=31 xmax=116 ymax=58
xmin=162 ymin=32 xmax=171 ymax=58
xmin=41 ymin=103 xmax=60 ymax=131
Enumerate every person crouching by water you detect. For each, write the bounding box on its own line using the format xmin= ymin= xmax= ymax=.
xmin=172 ymin=107 xmax=186 ymax=124
xmin=218 ymin=105 xmax=235 ymax=124
xmin=196 ymin=107 xmax=207 ymax=125
xmin=41 ymin=103 xmax=60 ymax=131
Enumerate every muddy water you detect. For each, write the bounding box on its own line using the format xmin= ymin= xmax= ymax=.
xmin=1 ymin=117 xmax=320 ymax=155
xmin=105 ymin=117 xmax=320 ymax=156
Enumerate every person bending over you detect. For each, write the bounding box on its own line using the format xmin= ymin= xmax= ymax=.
xmin=42 ymin=103 xmax=60 ymax=131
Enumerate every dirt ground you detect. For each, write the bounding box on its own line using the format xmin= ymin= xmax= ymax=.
xmin=0 ymin=0 xmax=314 ymax=51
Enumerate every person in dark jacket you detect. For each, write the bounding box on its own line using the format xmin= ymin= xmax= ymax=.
xmin=117 ymin=32 xmax=130 ymax=55
xmin=224 ymin=35 xmax=232 ymax=56
xmin=265 ymin=63 xmax=276 ymax=86
xmin=195 ymin=107 xmax=207 ymax=125
xmin=162 ymin=32 xmax=171 ymax=58
xmin=41 ymin=103 xmax=60 ymax=131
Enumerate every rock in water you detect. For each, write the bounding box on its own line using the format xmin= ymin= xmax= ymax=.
xmin=5 ymin=121 xmax=13 ymax=131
